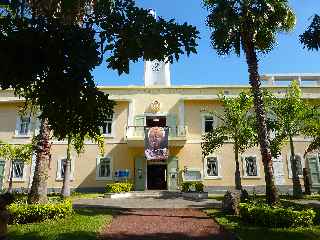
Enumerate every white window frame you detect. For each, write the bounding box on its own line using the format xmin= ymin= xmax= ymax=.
xmin=96 ymin=156 xmax=113 ymax=180
xmin=201 ymin=114 xmax=215 ymax=134
xmin=242 ymin=155 xmax=261 ymax=178
xmin=204 ymin=155 xmax=222 ymax=179
xmin=9 ymin=160 xmax=27 ymax=182
xmin=15 ymin=115 xmax=32 ymax=138
xmin=101 ymin=114 xmax=115 ymax=138
xmin=56 ymin=157 xmax=75 ymax=181
xmin=182 ymin=167 xmax=203 ymax=182
xmin=287 ymin=153 xmax=305 ymax=179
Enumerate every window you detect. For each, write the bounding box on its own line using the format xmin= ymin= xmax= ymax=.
xmin=12 ymin=160 xmax=24 ymax=179
xmin=202 ymin=115 xmax=214 ymax=133
xmin=9 ymin=160 xmax=26 ymax=181
xmin=60 ymin=159 xmax=72 ymax=179
xmin=99 ymin=158 xmax=111 ymax=178
xmin=204 ymin=156 xmax=220 ymax=178
xmin=101 ymin=115 xmax=113 ymax=136
xmin=244 ymin=156 xmax=258 ymax=177
xmin=96 ymin=156 xmax=112 ymax=180
xmin=56 ymin=158 xmax=74 ymax=180
xmin=287 ymin=154 xmax=304 ymax=178
xmin=19 ymin=116 xmax=30 ymax=135
xmin=15 ymin=115 xmax=31 ymax=137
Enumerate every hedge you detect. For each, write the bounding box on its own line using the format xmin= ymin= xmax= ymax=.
xmin=239 ymin=202 xmax=316 ymax=228
xmin=181 ymin=181 xmax=204 ymax=192
xmin=105 ymin=182 xmax=133 ymax=193
xmin=8 ymin=200 xmax=73 ymax=224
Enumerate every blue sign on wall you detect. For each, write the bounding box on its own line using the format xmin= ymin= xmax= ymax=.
xmin=115 ymin=169 xmax=130 ymax=178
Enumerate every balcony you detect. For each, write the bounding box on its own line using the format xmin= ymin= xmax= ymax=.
xmin=125 ymin=125 xmax=188 ymax=147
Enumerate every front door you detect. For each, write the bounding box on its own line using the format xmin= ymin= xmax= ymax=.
xmin=147 ymin=164 xmax=167 ymax=190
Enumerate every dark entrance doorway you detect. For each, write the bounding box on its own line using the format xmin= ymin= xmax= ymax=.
xmin=147 ymin=164 xmax=167 ymax=190
xmin=146 ymin=116 xmax=166 ymax=127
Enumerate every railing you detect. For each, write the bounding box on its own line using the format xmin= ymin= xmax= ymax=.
xmin=126 ymin=125 xmax=188 ymax=139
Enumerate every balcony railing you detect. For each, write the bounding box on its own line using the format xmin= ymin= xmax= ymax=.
xmin=126 ymin=125 xmax=188 ymax=139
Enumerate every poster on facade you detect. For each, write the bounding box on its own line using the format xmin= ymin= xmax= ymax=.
xmin=144 ymin=127 xmax=169 ymax=160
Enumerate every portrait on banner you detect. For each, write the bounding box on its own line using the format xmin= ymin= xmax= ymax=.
xmin=144 ymin=127 xmax=169 ymax=160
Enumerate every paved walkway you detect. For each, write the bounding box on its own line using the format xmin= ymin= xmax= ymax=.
xmin=73 ymin=196 xmax=221 ymax=209
xmin=100 ymin=209 xmax=235 ymax=240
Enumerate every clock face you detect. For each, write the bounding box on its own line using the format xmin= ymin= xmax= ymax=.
xmin=151 ymin=61 xmax=161 ymax=72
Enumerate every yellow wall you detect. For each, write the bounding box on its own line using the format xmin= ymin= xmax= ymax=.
xmin=0 ymin=85 xmax=318 ymax=191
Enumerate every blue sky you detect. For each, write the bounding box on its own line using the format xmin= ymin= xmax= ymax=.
xmin=93 ymin=0 xmax=320 ymax=86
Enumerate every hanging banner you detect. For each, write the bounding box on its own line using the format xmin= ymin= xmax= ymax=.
xmin=144 ymin=127 xmax=169 ymax=160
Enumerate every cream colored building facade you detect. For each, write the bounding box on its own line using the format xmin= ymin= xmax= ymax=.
xmin=1 ymin=61 xmax=320 ymax=193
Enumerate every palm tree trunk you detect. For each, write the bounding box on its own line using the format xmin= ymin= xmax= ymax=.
xmin=289 ymin=135 xmax=303 ymax=197
xmin=234 ymin=140 xmax=242 ymax=190
xmin=61 ymin=136 xmax=71 ymax=198
xmin=243 ymin=37 xmax=279 ymax=205
xmin=8 ymin=160 xmax=13 ymax=193
xmin=28 ymin=118 xmax=51 ymax=204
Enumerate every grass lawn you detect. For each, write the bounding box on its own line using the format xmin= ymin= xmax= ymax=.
xmin=205 ymin=209 xmax=320 ymax=240
xmin=69 ymin=192 xmax=104 ymax=200
xmin=8 ymin=208 xmax=112 ymax=240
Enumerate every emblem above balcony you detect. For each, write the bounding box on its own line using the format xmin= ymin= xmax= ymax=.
xmin=150 ymin=100 xmax=161 ymax=113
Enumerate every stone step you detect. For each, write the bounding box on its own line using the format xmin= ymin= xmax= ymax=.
xmin=129 ymin=191 xmax=181 ymax=198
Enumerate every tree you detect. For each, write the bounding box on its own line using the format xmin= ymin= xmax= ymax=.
xmin=202 ymin=92 xmax=257 ymax=190
xmin=0 ymin=1 xmax=199 ymax=203
xmin=300 ymin=14 xmax=320 ymax=154
xmin=0 ymin=142 xmax=33 ymax=193
xmin=203 ymin=0 xmax=295 ymax=205
xmin=269 ymin=81 xmax=320 ymax=196
xmin=61 ymin=133 xmax=105 ymax=198
xmin=300 ymin=14 xmax=320 ymax=51
xmin=303 ymin=108 xmax=320 ymax=155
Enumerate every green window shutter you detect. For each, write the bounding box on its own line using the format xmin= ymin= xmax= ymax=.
xmin=134 ymin=115 xmax=145 ymax=137
xmin=167 ymin=114 xmax=177 ymax=137
xmin=0 ymin=160 xmax=5 ymax=190
xmin=167 ymin=157 xmax=178 ymax=191
xmin=307 ymin=156 xmax=320 ymax=185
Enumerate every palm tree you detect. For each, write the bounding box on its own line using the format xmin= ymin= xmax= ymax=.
xmin=203 ymin=0 xmax=296 ymax=205
xmin=28 ymin=118 xmax=52 ymax=203
xmin=202 ymin=92 xmax=257 ymax=190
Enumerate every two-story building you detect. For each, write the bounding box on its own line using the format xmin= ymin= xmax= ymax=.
xmin=1 ymin=60 xmax=320 ymax=193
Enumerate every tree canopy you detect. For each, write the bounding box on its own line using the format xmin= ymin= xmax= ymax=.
xmin=300 ymin=14 xmax=320 ymax=51
xmin=203 ymin=0 xmax=296 ymax=56
xmin=0 ymin=0 xmax=199 ymax=140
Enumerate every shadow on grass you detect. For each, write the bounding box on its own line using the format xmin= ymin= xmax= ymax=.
xmin=8 ymin=231 xmax=98 ymax=240
xmin=73 ymin=207 xmax=114 ymax=216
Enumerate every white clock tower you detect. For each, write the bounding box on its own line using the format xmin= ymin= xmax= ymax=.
xmin=144 ymin=60 xmax=171 ymax=87
xmin=144 ymin=9 xmax=171 ymax=87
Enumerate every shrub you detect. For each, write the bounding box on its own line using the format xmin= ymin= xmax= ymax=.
xmin=8 ymin=200 xmax=73 ymax=224
xmin=181 ymin=182 xmax=193 ymax=192
xmin=181 ymin=181 xmax=204 ymax=192
xmin=105 ymin=182 xmax=133 ymax=193
xmin=194 ymin=182 xmax=204 ymax=192
xmin=239 ymin=202 xmax=316 ymax=228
